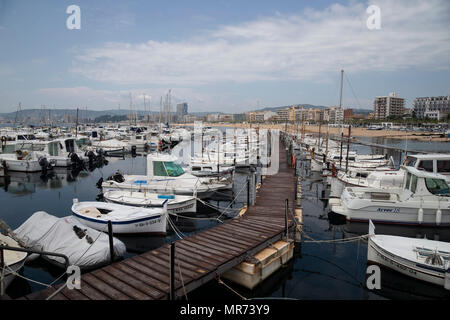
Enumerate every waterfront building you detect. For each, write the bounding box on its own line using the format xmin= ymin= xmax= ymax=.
xmin=374 ymin=92 xmax=405 ymax=120
xmin=413 ymin=95 xmax=450 ymax=120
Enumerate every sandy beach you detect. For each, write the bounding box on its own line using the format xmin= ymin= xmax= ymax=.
xmin=178 ymin=123 xmax=449 ymax=142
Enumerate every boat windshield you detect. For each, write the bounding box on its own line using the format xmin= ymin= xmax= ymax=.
xmin=164 ymin=161 xmax=184 ymax=177
xmin=425 ymin=178 xmax=450 ymax=196
xmin=153 ymin=161 xmax=184 ymax=177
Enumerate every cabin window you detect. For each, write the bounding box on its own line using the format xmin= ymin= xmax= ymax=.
xmin=153 ymin=161 xmax=167 ymax=176
xmin=406 ymin=157 xmax=417 ymax=167
xmin=65 ymin=140 xmax=75 ymax=153
xmin=2 ymin=145 xmax=15 ymax=153
xmin=405 ymin=172 xmax=411 ymax=189
xmin=164 ymin=162 xmax=184 ymax=177
xmin=425 ymin=178 xmax=450 ymax=196
xmin=417 ymin=160 xmax=433 ymax=172
xmin=410 ymin=175 xmax=418 ymax=193
xmin=437 ymin=160 xmax=450 ymax=173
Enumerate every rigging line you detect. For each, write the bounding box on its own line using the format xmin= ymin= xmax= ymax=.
xmin=344 ymin=73 xmax=362 ymax=109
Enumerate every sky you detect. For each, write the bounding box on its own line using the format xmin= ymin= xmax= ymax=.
xmin=0 ymin=0 xmax=449 ymax=114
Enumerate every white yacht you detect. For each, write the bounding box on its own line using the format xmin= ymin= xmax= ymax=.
xmin=330 ymin=166 xmax=450 ymax=226
xmin=329 ymin=153 xmax=450 ymax=197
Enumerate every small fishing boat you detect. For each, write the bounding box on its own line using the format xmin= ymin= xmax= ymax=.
xmin=14 ymin=211 xmax=126 ymax=270
xmin=71 ymin=199 xmax=168 ymax=235
xmin=0 ymin=233 xmax=28 ymax=291
xmin=330 ymin=166 xmax=450 ymax=226
xmin=367 ymin=220 xmax=450 ymax=290
xmin=103 ymin=190 xmax=197 ymax=214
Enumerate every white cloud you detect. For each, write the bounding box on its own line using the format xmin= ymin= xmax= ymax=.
xmin=70 ymin=0 xmax=450 ymax=87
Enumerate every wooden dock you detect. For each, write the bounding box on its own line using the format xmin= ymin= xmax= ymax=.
xmin=19 ymin=141 xmax=297 ymax=300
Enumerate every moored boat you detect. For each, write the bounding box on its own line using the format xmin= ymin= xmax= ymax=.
xmin=330 ymin=166 xmax=450 ymax=226
xmin=367 ymin=220 xmax=450 ymax=290
xmin=0 ymin=233 xmax=28 ymax=291
xmin=72 ymin=199 xmax=168 ymax=235
xmin=103 ymin=190 xmax=197 ymax=214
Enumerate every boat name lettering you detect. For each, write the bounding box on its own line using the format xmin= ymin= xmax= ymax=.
xmin=377 ymin=208 xmax=400 ymax=213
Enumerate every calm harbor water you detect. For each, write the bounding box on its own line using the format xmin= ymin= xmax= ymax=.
xmin=2 ymin=135 xmax=450 ymax=300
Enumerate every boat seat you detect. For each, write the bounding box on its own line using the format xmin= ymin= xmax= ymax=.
xmin=79 ymin=206 xmax=103 ymax=218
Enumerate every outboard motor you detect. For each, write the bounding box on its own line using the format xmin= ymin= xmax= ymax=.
xmin=38 ymin=156 xmax=52 ymax=173
xmin=96 ymin=177 xmax=103 ymax=189
xmin=107 ymin=170 xmax=125 ymax=183
xmin=131 ymin=145 xmax=137 ymax=157
xmin=86 ymin=150 xmax=96 ymax=163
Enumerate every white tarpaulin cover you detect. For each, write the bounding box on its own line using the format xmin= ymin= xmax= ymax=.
xmin=14 ymin=211 xmax=126 ymax=270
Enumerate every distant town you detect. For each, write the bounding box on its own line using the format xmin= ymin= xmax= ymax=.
xmin=1 ymin=93 xmax=449 ymax=126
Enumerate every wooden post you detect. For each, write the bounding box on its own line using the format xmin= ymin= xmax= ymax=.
xmin=247 ymin=176 xmax=250 ymax=207
xmin=345 ymin=125 xmax=351 ymax=173
xmin=169 ymin=242 xmax=175 ymax=300
xmin=217 ymin=136 xmax=220 ymax=180
xmin=0 ymin=246 xmax=3 ymax=296
xmin=285 ymin=199 xmax=289 ymax=240
xmin=107 ymin=220 xmax=114 ymax=264
xmin=253 ymin=171 xmax=257 ymax=205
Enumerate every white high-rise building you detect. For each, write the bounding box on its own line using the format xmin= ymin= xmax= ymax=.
xmin=413 ymin=95 xmax=449 ymax=119
xmin=374 ymin=92 xmax=405 ymax=120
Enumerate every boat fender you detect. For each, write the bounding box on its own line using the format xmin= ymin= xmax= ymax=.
xmin=436 ymin=208 xmax=442 ymax=226
xmin=418 ymin=208 xmax=423 ymax=224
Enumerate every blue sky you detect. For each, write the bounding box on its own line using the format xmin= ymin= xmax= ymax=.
xmin=0 ymin=0 xmax=449 ymax=113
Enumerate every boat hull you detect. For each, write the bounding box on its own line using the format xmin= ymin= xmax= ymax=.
xmin=332 ymin=200 xmax=450 ymax=227
xmin=368 ymin=237 xmax=450 ymax=289
xmin=72 ymin=212 xmax=167 ymax=235
xmin=103 ymin=193 xmax=197 ymax=214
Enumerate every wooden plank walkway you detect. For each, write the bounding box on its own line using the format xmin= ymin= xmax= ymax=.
xmin=21 ymin=140 xmax=297 ymax=300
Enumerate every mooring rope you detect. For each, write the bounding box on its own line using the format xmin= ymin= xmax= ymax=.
xmin=301 ymin=230 xmax=370 ymax=244
xmin=2 ymin=264 xmax=52 ymax=288
xmin=216 ymin=276 xmax=248 ymax=300
xmin=177 ymin=259 xmax=188 ymax=301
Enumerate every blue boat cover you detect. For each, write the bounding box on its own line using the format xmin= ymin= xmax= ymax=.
xmin=157 ymin=194 xmax=175 ymax=199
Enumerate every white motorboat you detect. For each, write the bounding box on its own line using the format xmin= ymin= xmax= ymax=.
xmin=14 ymin=211 xmax=126 ymax=270
xmin=103 ymin=190 xmax=197 ymax=214
xmin=0 ymin=233 xmax=28 ymax=292
xmin=91 ymin=139 xmax=131 ymax=153
xmin=367 ymin=221 xmax=450 ymax=290
xmin=329 ymin=169 xmax=404 ymax=198
xmin=330 ymin=153 xmax=450 ymax=198
xmin=330 ymin=166 xmax=450 ymax=226
xmin=0 ymin=149 xmax=55 ymax=173
xmin=72 ymin=199 xmax=167 ymax=235
xmin=101 ymin=153 xmax=232 ymax=198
